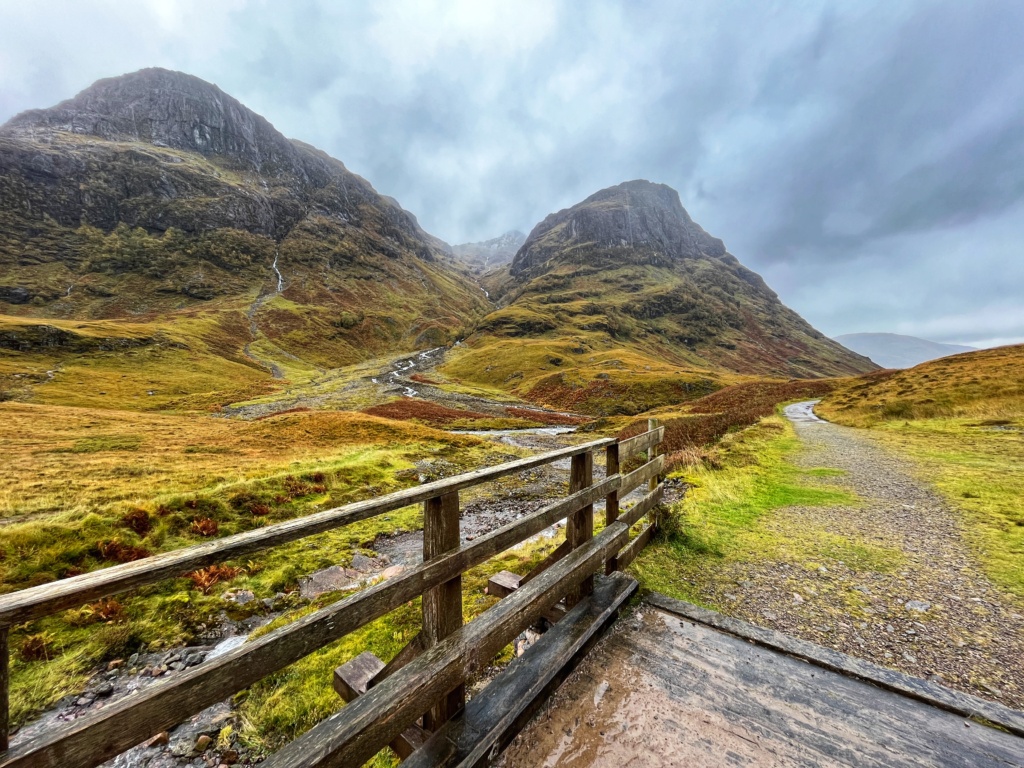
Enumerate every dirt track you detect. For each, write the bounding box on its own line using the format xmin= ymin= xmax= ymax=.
xmin=676 ymin=401 xmax=1024 ymax=709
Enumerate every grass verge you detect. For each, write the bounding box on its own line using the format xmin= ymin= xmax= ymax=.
xmin=861 ymin=419 xmax=1024 ymax=599
xmin=629 ymin=415 xmax=902 ymax=604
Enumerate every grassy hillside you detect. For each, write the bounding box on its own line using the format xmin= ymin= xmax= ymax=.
xmin=818 ymin=344 xmax=1024 ymax=426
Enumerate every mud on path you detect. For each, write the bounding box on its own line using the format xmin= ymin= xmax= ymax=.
xmin=682 ymin=400 xmax=1024 ymax=710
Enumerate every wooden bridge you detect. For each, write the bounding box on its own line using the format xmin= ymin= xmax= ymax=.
xmin=1 ymin=420 xmax=1022 ymax=767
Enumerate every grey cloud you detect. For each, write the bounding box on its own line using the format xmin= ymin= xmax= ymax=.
xmin=0 ymin=0 xmax=1021 ymax=345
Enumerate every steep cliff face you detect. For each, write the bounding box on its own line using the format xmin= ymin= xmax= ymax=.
xmin=0 ymin=68 xmax=485 ymax=364
xmin=511 ymin=181 xmax=729 ymax=278
xmin=445 ymin=180 xmax=875 ymax=398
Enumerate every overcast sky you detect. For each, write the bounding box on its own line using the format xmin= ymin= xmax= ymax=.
xmin=1 ymin=0 xmax=1021 ymax=347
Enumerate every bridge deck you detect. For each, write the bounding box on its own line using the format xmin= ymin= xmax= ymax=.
xmin=497 ymin=594 xmax=1024 ymax=767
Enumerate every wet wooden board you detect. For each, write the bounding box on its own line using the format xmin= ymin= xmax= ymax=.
xmin=404 ymin=572 xmax=638 ymax=768
xmin=499 ymin=597 xmax=1024 ymax=767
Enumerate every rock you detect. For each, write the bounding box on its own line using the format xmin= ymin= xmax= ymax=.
xmin=184 ymin=651 xmax=206 ymax=667
xmin=0 ymin=286 xmax=30 ymax=304
xmin=146 ymin=731 xmax=170 ymax=748
xmin=128 ymin=653 xmax=139 ymax=666
xmin=904 ymin=600 xmax=931 ymax=612
xmin=96 ymin=682 xmax=114 ymax=698
xmin=107 ymin=659 xmax=124 ymax=671
xmin=350 ymin=553 xmax=376 ymax=570
xmin=221 ymin=749 xmax=238 ymax=764
xmin=792 ymin=593 xmax=804 ymax=604
xmin=195 ymin=734 xmax=213 ymax=752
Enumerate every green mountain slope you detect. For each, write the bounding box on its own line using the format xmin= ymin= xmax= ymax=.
xmin=0 ymin=68 xmax=488 ymax=385
xmin=441 ymin=181 xmax=876 ymax=414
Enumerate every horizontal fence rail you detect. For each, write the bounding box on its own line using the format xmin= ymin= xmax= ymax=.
xmin=0 ymin=423 xmax=665 ymax=767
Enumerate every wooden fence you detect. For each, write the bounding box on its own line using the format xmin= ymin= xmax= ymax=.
xmin=0 ymin=422 xmax=665 ymax=768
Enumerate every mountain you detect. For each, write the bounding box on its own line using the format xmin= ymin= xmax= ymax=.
xmin=451 ymin=230 xmax=525 ymax=274
xmin=441 ymin=181 xmax=876 ymax=414
xmin=0 ymin=68 xmax=487 ymax=372
xmin=834 ymin=333 xmax=976 ymax=369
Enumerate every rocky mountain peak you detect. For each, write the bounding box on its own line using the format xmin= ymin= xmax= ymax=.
xmin=451 ymin=230 xmax=527 ymax=271
xmin=510 ymin=179 xmax=726 ymax=279
xmin=1 ymin=67 xmax=297 ymax=171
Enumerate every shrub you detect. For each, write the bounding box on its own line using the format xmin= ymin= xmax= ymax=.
xmin=188 ymin=565 xmax=242 ymax=594
xmin=20 ymin=632 xmax=57 ymax=662
xmin=97 ymin=540 xmax=151 ymax=563
xmin=121 ymin=509 xmax=152 ymax=536
xmin=190 ymin=518 xmax=219 ymax=537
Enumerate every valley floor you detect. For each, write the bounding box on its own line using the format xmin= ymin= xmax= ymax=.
xmin=635 ymin=401 xmax=1024 ymax=711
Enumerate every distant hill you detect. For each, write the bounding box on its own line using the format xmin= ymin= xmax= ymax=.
xmin=441 ymin=180 xmax=877 ymax=415
xmin=451 ymin=230 xmax=525 ymax=274
xmin=818 ymin=343 xmax=1024 ymax=426
xmin=834 ymin=333 xmax=976 ymax=369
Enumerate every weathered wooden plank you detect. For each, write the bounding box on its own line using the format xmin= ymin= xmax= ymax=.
xmin=520 ymin=540 xmax=570 ymax=586
xmin=619 ymin=454 xmax=664 ymax=498
xmin=618 ymin=484 xmax=664 ymax=530
xmin=616 ymin=523 xmax=656 ymax=571
xmin=0 ymin=477 xmax=619 ymax=768
xmin=423 ymin=491 xmax=464 ymax=728
xmin=367 ymin=632 xmax=425 ymax=690
xmin=647 ymin=418 xmax=660 ymax=494
xmin=260 ymin=517 xmax=635 ymax=768
xmin=402 ymin=572 xmax=639 ymax=768
xmin=0 ymin=438 xmax=615 ymax=628
xmin=604 ymin=443 xmax=620 ymax=576
xmin=333 ymin=652 xmax=385 ymax=702
xmin=502 ymin=602 xmax=1024 ymax=767
xmin=0 ymin=628 xmax=7 ymax=752
xmin=645 ymin=593 xmax=1024 ymax=739
xmin=617 ymin=427 xmax=664 ymax=463
xmin=333 ymin=652 xmax=430 ymax=760
xmin=486 ymin=571 xmax=522 ymax=598
xmin=566 ymin=452 xmax=594 ymax=608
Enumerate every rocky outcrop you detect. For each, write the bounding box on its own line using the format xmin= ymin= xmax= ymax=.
xmin=511 ymin=181 xmax=732 ymax=279
xmin=0 ymin=68 xmax=442 ymax=248
xmin=6 ymin=67 xmax=306 ymax=176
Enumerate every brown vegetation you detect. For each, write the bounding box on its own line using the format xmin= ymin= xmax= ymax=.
xmin=190 ymin=518 xmax=219 ymax=537
xmin=187 ymin=564 xmax=242 ymax=594
xmin=96 ymin=539 xmax=151 ymax=563
xmin=363 ymin=398 xmax=492 ymax=426
xmin=619 ymin=378 xmax=840 ymax=468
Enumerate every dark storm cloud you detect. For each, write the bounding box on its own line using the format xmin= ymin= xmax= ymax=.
xmin=0 ymin=0 xmax=1021 ymax=344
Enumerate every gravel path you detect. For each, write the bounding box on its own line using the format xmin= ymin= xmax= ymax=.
xmin=694 ymin=401 xmax=1024 ymax=710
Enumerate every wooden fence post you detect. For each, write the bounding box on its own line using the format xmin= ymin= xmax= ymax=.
xmin=647 ymin=418 xmax=661 ymax=531
xmin=604 ymin=443 xmax=620 ymax=575
xmin=422 ymin=491 xmax=464 ymax=729
xmin=566 ymin=451 xmax=594 ymax=607
xmin=0 ymin=627 xmax=7 ymax=751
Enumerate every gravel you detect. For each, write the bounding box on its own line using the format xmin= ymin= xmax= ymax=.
xmin=694 ymin=401 xmax=1024 ymax=710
